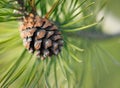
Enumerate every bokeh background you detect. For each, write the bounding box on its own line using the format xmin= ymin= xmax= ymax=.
xmin=0 ymin=0 xmax=120 ymax=88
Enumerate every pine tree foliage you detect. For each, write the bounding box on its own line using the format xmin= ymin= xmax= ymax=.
xmin=0 ymin=0 xmax=119 ymax=88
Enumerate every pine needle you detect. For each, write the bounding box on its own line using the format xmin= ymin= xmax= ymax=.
xmin=61 ymin=13 xmax=93 ymax=27
xmin=54 ymin=58 xmax=58 ymax=88
xmin=0 ymin=49 xmax=26 ymax=87
xmin=63 ymin=22 xmax=97 ymax=32
xmin=3 ymin=55 xmax=32 ymax=88
xmin=45 ymin=0 xmax=60 ymax=19
xmin=70 ymin=52 xmax=82 ymax=63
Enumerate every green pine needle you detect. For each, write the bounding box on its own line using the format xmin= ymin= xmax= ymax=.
xmin=63 ymin=22 xmax=97 ymax=32
xmin=1 ymin=0 xmax=118 ymax=88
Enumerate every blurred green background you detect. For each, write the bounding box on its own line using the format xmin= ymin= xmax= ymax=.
xmin=0 ymin=0 xmax=120 ymax=88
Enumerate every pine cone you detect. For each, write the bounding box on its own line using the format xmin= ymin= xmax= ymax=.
xmin=19 ymin=13 xmax=63 ymax=59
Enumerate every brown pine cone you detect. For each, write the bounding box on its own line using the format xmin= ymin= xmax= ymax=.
xmin=19 ymin=13 xmax=63 ymax=59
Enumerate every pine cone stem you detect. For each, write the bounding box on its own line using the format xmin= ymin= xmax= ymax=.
xmin=29 ymin=0 xmax=36 ymax=13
